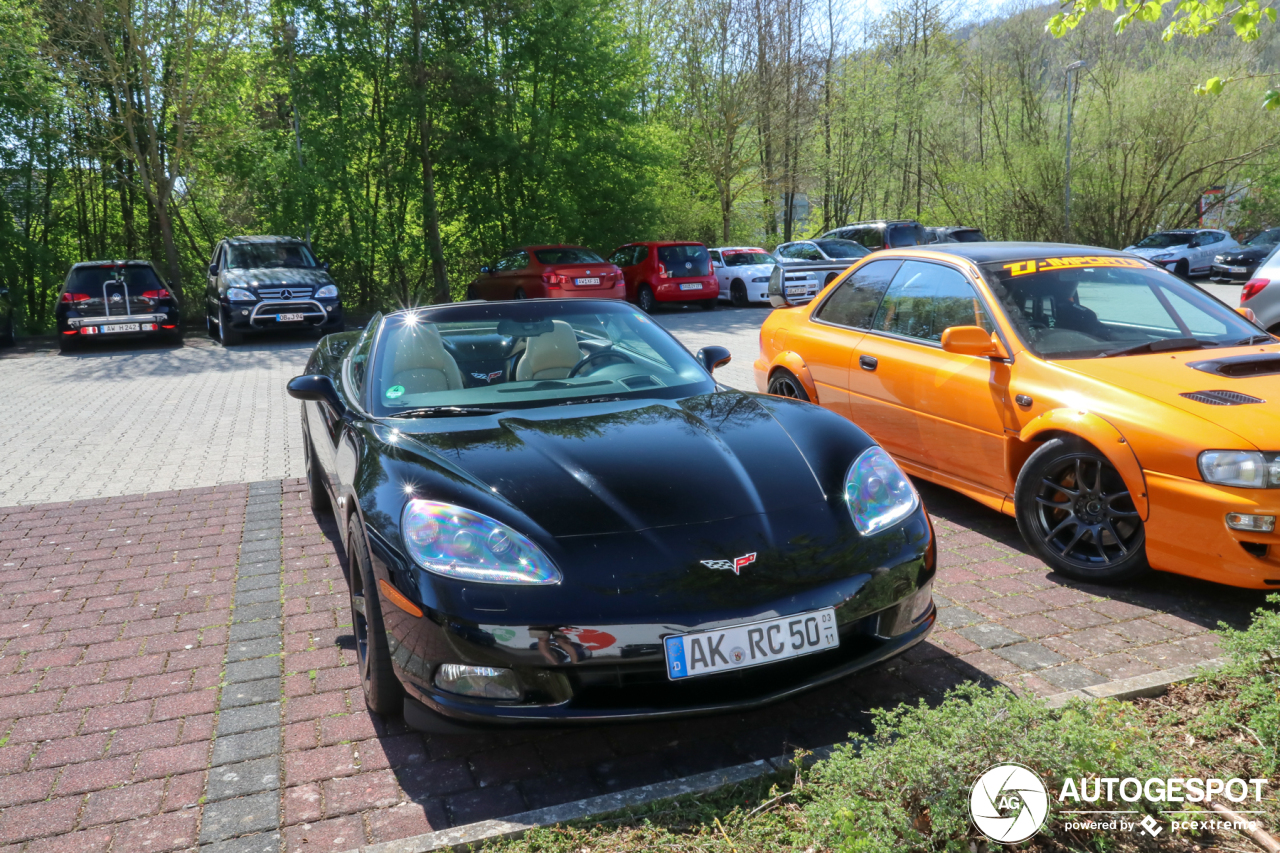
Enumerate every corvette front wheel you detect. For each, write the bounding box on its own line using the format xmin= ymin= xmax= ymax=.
xmin=347 ymin=515 xmax=404 ymax=716
xmin=1014 ymin=437 xmax=1148 ymax=583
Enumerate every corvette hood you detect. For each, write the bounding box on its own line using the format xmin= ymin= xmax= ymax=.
xmin=403 ymin=394 xmax=831 ymax=537
xmin=1060 ymin=348 xmax=1280 ymax=447
xmin=222 ymin=268 xmax=335 ymax=288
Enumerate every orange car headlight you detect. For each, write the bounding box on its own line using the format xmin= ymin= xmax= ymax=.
xmin=1198 ymin=450 xmax=1280 ymax=489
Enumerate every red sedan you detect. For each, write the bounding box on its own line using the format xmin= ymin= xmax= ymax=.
xmin=467 ymin=246 xmax=626 ymax=301
xmin=606 ymin=242 xmax=719 ymax=312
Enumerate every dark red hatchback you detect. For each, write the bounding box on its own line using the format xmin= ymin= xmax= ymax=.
xmin=467 ymin=246 xmax=626 ymax=301
xmin=607 ymin=242 xmax=719 ymax=312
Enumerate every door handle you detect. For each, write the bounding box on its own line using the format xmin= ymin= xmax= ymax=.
xmin=859 ymin=355 xmax=878 ymax=371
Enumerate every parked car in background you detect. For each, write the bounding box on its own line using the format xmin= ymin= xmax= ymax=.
xmin=775 ymin=240 xmax=871 ymax=287
xmin=1123 ymin=229 xmax=1237 ymax=278
xmin=821 ymin=220 xmax=927 ymax=251
xmin=709 ymin=247 xmax=777 ymax=306
xmin=469 ymin=246 xmax=625 ymax=303
xmin=0 ymin=284 xmax=13 ymax=346
xmin=926 ymin=226 xmax=987 ymax=244
xmin=1239 ymin=248 xmax=1280 ymax=333
xmin=206 ymin=236 xmax=343 ymax=346
xmin=607 ymin=241 xmax=718 ymax=312
xmin=1211 ymin=228 xmax=1280 ymax=283
xmin=758 ymin=242 xmax=1278 ymax=590
xmin=57 ymin=260 xmax=183 ymax=353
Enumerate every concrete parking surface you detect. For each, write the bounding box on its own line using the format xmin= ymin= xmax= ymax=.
xmin=0 ymin=307 xmax=767 ymax=507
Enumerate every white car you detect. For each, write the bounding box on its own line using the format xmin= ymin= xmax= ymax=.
xmin=1123 ymin=228 xmax=1238 ymax=277
xmin=709 ymin=247 xmax=778 ymax=306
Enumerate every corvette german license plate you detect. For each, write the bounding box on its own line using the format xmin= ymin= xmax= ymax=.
xmin=575 ymin=277 xmax=600 ymax=286
xmin=664 ymin=607 xmax=838 ymax=680
xmin=679 ymin=283 xmax=702 ymax=290
xmin=103 ymin=323 xmax=140 ymax=333
xmin=276 ymin=313 xmax=305 ymax=322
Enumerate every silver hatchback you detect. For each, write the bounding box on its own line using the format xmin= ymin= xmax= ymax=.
xmin=1238 ymin=245 xmax=1280 ymax=332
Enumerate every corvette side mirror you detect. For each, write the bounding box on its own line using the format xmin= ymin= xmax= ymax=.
xmin=287 ymin=374 xmax=346 ymax=415
xmin=696 ymin=346 xmax=732 ymax=373
xmin=941 ymin=326 xmax=1008 ymax=359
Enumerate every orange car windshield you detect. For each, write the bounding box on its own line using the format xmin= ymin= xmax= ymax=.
xmin=982 ymin=258 xmax=1261 ymax=360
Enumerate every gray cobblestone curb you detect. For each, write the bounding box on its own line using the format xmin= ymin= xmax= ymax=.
xmin=198 ymin=480 xmax=285 ymax=853
xmin=327 ymin=657 xmax=1227 ymax=853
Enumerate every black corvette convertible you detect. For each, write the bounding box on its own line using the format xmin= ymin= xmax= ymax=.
xmin=288 ymin=298 xmax=935 ymax=730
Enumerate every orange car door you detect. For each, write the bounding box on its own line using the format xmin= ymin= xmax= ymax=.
xmin=800 ymin=259 xmax=902 ymax=421
xmin=848 ymin=260 xmax=1009 ymax=492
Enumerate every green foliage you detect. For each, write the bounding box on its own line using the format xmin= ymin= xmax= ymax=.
xmin=1195 ymin=594 xmax=1280 ymax=774
xmin=802 ymin=683 xmax=1170 ymax=853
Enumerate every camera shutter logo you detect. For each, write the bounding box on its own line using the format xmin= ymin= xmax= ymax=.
xmin=970 ymin=763 xmax=1049 ymax=844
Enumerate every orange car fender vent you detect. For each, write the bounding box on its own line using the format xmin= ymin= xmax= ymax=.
xmin=1179 ymin=390 xmax=1266 ymax=406
xmin=378 ymin=578 xmax=424 ymax=618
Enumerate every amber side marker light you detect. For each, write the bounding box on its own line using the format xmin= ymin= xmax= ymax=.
xmin=378 ymin=578 xmax=424 ymax=617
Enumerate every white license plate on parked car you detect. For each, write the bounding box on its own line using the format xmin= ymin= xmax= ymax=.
xmin=679 ymin=283 xmax=702 ymax=291
xmin=276 ymin=313 xmax=305 ymax=322
xmin=575 ymin=277 xmax=600 ymax=286
xmin=785 ymin=286 xmax=807 ymax=295
xmin=1228 ymin=266 xmax=1248 ymax=273
xmin=104 ymin=323 xmax=141 ymax=333
xmin=664 ymin=607 xmax=838 ymax=680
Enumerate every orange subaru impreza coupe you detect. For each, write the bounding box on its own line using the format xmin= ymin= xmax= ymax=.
xmin=755 ymin=242 xmax=1280 ymax=589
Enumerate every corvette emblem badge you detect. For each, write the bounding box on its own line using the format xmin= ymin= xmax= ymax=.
xmin=700 ymin=552 xmax=757 ymax=575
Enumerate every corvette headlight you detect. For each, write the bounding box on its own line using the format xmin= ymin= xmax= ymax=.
xmin=315 ymin=284 xmax=339 ymax=299
xmin=1198 ymin=450 xmax=1280 ymax=489
xmin=227 ymin=288 xmax=256 ymax=301
xmin=401 ymin=499 xmax=561 ymax=584
xmin=844 ymin=446 xmax=920 ymax=535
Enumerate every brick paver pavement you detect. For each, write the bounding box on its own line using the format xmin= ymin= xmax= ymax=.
xmin=0 ymin=475 xmax=1268 ymax=851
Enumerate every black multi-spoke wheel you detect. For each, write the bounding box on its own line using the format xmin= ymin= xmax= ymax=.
xmin=767 ymin=369 xmax=810 ymax=402
xmin=1014 ymin=437 xmax=1148 ymax=582
xmin=347 ymin=515 xmax=403 ymax=715
xmin=303 ymin=431 xmax=329 ymax=513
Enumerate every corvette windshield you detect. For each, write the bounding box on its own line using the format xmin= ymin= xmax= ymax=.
xmin=367 ymin=301 xmax=715 ymax=416
xmin=983 ymin=258 xmax=1261 ymax=360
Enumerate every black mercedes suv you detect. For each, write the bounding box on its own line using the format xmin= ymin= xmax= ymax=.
xmin=206 ymin=236 xmax=344 ymax=345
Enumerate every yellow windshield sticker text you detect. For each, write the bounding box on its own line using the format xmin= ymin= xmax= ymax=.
xmin=1003 ymin=257 xmax=1147 ymax=276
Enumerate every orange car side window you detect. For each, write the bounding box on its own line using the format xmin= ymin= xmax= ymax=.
xmin=813 ymin=259 xmax=901 ymax=329
xmin=871 ymin=261 xmax=993 ymax=343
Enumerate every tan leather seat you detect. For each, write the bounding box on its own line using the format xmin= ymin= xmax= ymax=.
xmin=515 ymin=320 xmax=582 ymax=381
xmin=387 ymin=323 xmax=464 ymax=394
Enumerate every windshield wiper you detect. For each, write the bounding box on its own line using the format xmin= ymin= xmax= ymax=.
xmin=1100 ymin=338 xmax=1216 ymax=358
xmin=387 ymin=406 xmax=505 ymax=418
xmin=1230 ymin=334 xmax=1274 ymax=346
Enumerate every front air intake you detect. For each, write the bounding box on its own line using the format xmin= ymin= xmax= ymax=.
xmin=1179 ymin=390 xmax=1266 ymax=406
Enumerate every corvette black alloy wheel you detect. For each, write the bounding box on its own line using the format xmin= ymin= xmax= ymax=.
xmin=346 ymin=516 xmax=403 ymax=715
xmin=1015 ymin=438 xmax=1147 ymax=582
xmin=767 ymin=369 xmax=810 ymax=402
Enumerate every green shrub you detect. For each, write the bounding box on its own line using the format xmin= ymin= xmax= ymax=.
xmin=802 ymin=683 xmax=1171 ymax=853
xmin=1197 ymin=593 xmax=1280 ymax=774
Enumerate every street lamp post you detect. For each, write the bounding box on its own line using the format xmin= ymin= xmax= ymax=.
xmin=284 ymin=21 xmax=310 ymax=247
xmin=1064 ymin=59 xmax=1086 ymax=242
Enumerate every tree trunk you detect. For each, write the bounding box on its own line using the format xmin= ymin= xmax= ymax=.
xmin=410 ymin=0 xmax=449 ymax=304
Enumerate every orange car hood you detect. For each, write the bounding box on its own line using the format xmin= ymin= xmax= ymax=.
xmin=1055 ymin=346 xmax=1280 ymax=449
